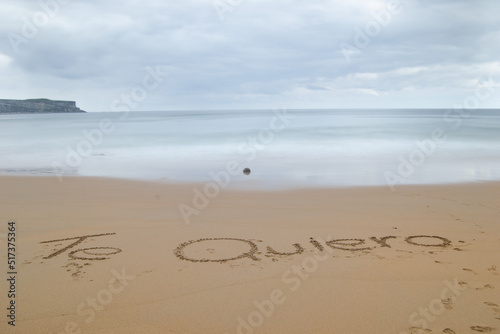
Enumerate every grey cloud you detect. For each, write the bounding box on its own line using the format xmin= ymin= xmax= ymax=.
xmin=0 ymin=0 xmax=499 ymax=110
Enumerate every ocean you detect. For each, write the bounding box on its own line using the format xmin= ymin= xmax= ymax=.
xmin=1 ymin=109 xmax=500 ymax=190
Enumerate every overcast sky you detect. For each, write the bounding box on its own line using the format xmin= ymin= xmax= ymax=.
xmin=1 ymin=0 xmax=499 ymax=111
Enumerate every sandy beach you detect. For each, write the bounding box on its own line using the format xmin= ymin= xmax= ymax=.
xmin=0 ymin=176 xmax=499 ymax=333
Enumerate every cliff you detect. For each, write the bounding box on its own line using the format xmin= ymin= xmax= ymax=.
xmin=0 ymin=99 xmax=86 ymax=114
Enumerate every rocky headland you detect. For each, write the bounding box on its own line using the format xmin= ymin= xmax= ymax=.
xmin=0 ymin=98 xmax=86 ymax=114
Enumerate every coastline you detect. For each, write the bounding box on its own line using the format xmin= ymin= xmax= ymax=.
xmin=1 ymin=176 xmax=499 ymax=333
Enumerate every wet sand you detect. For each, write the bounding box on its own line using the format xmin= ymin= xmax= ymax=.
xmin=0 ymin=176 xmax=499 ymax=333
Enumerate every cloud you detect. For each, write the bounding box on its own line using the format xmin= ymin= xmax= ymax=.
xmin=0 ymin=53 xmax=12 ymax=66
xmin=0 ymin=0 xmax=499 ymax=110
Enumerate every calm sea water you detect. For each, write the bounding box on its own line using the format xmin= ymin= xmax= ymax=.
xmin=1 ymin=109 xmax=500 ymax=189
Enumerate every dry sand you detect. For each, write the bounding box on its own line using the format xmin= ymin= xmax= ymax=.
xmin=0 ymin=176 xmax=499 ymax=333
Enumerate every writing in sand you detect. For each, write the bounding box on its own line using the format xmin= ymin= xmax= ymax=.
xmin=174 ymin=235 xmax=453 ymax=263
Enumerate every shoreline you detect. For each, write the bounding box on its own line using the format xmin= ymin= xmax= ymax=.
xmin=1 ymin=176 xmax=499 ymax=333
xmin=1 ymin=173 xmax=500 ymax=192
